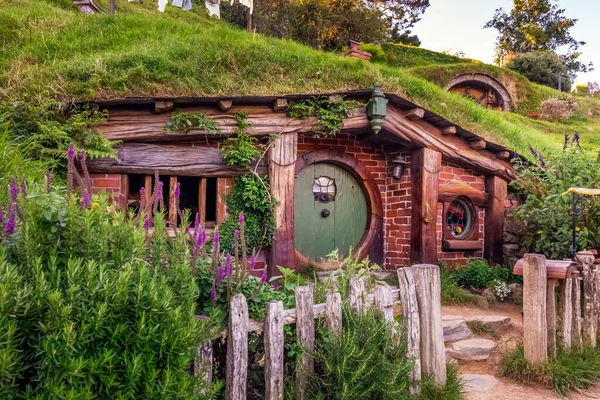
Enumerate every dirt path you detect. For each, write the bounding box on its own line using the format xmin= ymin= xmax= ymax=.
xmin=442 ymin=303 xmax=600 ymax=400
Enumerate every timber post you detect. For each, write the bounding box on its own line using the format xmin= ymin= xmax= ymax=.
xmin=410 ymin=148 xmax=441 ymax=265
xmin=523 ymin=253 xmax=548 ymax=366
xmin=269 ymin=132 xmax=298 ymax=274
xmin=484 ymin=175 xmax=507 ymax=264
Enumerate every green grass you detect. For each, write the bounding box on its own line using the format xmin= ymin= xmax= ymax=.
xmin=418 ymin=364 xmax=465 ymax=400
xmin=440 ymin=267 xmax=477 ymax=305
xmin=382 ymin=42 xmax=474 ymax=69
xmin=466 ymin=320 xmax=499 ymax=339
xmin=501 ymin=345 xmax=600 ymax=397
xmin=1 ymin=0 xmax=600 ymax=155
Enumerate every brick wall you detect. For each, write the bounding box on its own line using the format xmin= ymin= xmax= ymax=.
xmin=90 ymin=173 xmax=121 ymax=195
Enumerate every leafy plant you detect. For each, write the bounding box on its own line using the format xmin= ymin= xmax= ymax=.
xmin=360 ymin=43 xmax=387 ymax=64
xmin=165 ymin=111 xmax=222 ymax=134
xmin=439 ymin=265 xmax=477 ymax=305
xmin=287 ymin=97 xmax=362 ymax=138
xmin=221 ymin=111 xmax=265 ymax=170
xmin=451 ymin=259 xmax=517 ymax=289
xmin=508 ymin=51 xmax=572 ymax=92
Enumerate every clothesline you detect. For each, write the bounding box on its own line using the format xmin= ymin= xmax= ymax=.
xmin=153 ymin=0 xmax=253 ymax=16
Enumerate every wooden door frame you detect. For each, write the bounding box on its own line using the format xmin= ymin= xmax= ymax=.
xmin=294 ymin=150 xmax=384 ymax=268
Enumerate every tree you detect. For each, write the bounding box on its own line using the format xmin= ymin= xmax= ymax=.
xmin=508 ymin=51 xmax=571 ymax=91
xmin=484 ymin=0 xmax=592 ymax=75
xmin=365 ymin=0 xmax=430 ymax=34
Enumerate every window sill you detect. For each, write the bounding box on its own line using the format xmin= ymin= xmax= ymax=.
xmin=442 ymin=239 xmax=483 ymax=251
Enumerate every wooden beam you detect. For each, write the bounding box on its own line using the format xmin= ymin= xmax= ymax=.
xmin=154 ymin=101 xmax=173 ymax=114
xmin=198 ymin=178 xmax=207 ymax=224
xmin=273 ymin=98 xmax=288 ymax=111
xmin=120 ymin=174 xmax=129 ymax=210
xmin=468 ymin=139 xmax=486 ymax=150
xmin=484 ymin=176 xmax=507 ymax=264
xmin=384 ymin=105 xmax=515 ymax=180
xmin=410 ymin=147 xmax=441 ymax=265
xmin=269 ymin=132 xmax=297 ymax=274
xmin=438 ymin=180 xmax=487 ymax=207
xmin=405 ymin=108 xmax=425 ymax=121
xmin=216 ymin=178 xmax=227 ymax=224
xmin=218 ymin=100 xmax=232 ymax=112
xmin=442 ymin=240 xmax=483 ymax=251
xmin=144 ymin=175 xmax=153 ymax=210
xmin=86 ymin=143 xmax=268 ymax=176
xmin=442 ymin=126 xmax=457 ymax=135
xmin=496 ymin=150 xmax=511 ymax=159
xmin=169 ymin=176 xmax=178 ymax=226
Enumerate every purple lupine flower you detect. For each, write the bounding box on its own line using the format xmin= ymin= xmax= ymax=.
xmin=157 ymin=181 xmax=164 ymax=198
xmin=9 ymin=177 xmax=18 ymax=202
xmin=174 ymin=182 xmax=181 ymax=199
xmin=79 ymin=150 xmax=85 ymax=161
xmin=217 ymin=266 xmax=226 ymax=283
xmin=144 ymin=214 xmax=151 ymax=230
xmin=194 ymin=213 xmax=200 ymax=231
xmin=563 ymin=133 xmax=570 ymax=151
xmin=210 ymin=284 xmax=217 ymax=301
xmin=213 ymin=228 xmax=220 ymax=245
xmin=529 ymin=146 xmax=539 ymax=159
xmin=185 ymin=226 xmax=191 ymax=234
xmin=45 ymin=170 xmax=51 ymax=193
xmin=225 ymin=253 xmax=233 ymax=275
xmin=573 ymin=133 xmax=580 ymax=145
xmin=4 ymin=209 xmax=16 ymax=236
xmin=260 ymin=269 xmax=267 ymax=284
xmin=67 ymin=143 xmax=75 ymax=161
xmin=249 ymin=254 xmax=257 ymax=270
xmin=81 ymin=189 xmax=91 ymax=209
xmin=234 ymin=229 xmax=240 ymax=238
xmin=238 ymin=212 xmax=245 ymax=224
xmin=140 ymin=187 xmax=146 ymax=197
xmin=193 ymin=228 xmax=206 ymax=258
xmin=118 ymin=193 xmax=125 ymax=202
xmin=0 ymin=203 xmax=3 ymax=224
xmin=20 ymin=177 xmax=27 ymax=197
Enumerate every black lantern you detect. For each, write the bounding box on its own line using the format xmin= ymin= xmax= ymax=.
xmin=367 ymin=82 xmax=388 ymax=134
xmin=391 ymin=155 xmax=408 ymax=180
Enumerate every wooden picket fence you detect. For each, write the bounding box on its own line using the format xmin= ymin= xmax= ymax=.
xmin=521 ymin=253 xmax=600 ymax=365
xmin=193 ymin=264 xmax=447 ymax=399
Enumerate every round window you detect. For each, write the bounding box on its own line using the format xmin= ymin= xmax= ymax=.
xmin=446 ymin=198 xmax=474 ymax=239
xmin=312 ymin=176 xmax=336 ymax=203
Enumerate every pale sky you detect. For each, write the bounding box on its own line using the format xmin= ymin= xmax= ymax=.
xmin=412 ymin=0 xmax=600 ymax=85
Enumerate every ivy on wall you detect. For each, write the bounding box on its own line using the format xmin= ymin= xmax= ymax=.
xmin=287 ymin=96 xmax=362 ymax=138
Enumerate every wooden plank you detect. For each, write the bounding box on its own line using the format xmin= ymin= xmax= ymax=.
xmin=264 ymin=301 xmax=284 ymax=400
xmin=269 ymin=133 xmax=297 ymax=274
xmin=144 ymin=175 xmax=153 ymax=212
xmin=349 ymin=277 xmax=366 ymax=315
xmin=572 ymin=278 xmax=583 ymax=350
xmin=385 ymin=105 xmax=515 ymax=181
xmin=373 ymin=285 xmax=394 ymax=323
xmin=169 ymin=176 xmax=178 ymax=225
xmin=438 ymin=180 xmax=488 ymax=206
xmin=120 ymin=174 xmax=129 ymax=210
xmin=410 ymin=147 xmax=441 ymax=265
xmin=523 ymin=254 xmax=548 ymax=366
xmin=397 ymin=268 xmax=421 ymax=394
xmin=513 ymin=259 xmax=581 ymax=280
xmin=273 ymin=98 xmax=288 ymax=111
xmin=198 ymin=178 xmax=207 ymax=224
xmin=442 ymin=240 xmax=483 ymax=251
xmin=412 ymin=264 xmax=445 ymax=388
xmin=559 ymin=278 xmax=573 ymax=349
xmin=547 ymin=279 xmax=557 ymax=359
xmin=484 ymin=176 xmax=508 ymax=265
xmin=325 ymin=292 xmax=342 ymax=336
xmin=87 ymin=143 xmax=268 ymax=176
xmin=193 ymin=341 xmax=212 ymax=396
xmin=405 ymin=108 xmax=425 ymax=121
xmin=583 ymin=261 xmax=597 ymax=348
xmin=216 ymin=178 xmax=226 ymax=224
xmin=442 ymin=126 xmax=457 ymax=135
xmin=295 ymin=286 xmax=314 ymax=400
xmin=218 ymin=100 xmax=232 ymax=111
xmin=225 ymin=294 xmax=248 ymax=400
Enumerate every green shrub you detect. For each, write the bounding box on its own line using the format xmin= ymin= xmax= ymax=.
xmin=453 ymin=259 xmax=517 ymax=289
xmin=508 ymin=51 xmax=572 ymax=92
xmin=418 ymin=364 xmax=464 ymax=400
xmin=439 ymin=266 xmax=477 ymax=305
xmin=360 ymin=43 xmax=387 ymax=64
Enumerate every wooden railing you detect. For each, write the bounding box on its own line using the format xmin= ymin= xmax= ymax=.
xmin=193 ymin=264 xmax=447 ymax=399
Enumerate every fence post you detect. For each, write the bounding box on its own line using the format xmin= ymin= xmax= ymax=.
xmin=595 ymin=269 xmax=600 ymax=340
xmin=373 ymin=285 xmax=394 ymax=323
xmin=349 ymin=277 xmax=366 ymax=315
xmin=559 ymin=278 xmax=573 ymax=349
xmin=546 ymin=279 xmax=558 ymax=359
xmin=583 ymin=260 xmax=597 ymax=348
xmin=325 ymin=292 xmax=342 ymax=337
xmin=397 ymin=267 xmax=422 ymax=394
xmin=265 ymin=301 xmax=284 ymax=400
xmin=572 ymin=278 xmax=583 ymax=350
xmin=523 ymin=253 xmax=548 ymax=366
xmin=412 ymin=264 xmax=446 ymax=388
xmin=225 ymin=294 xmax=248 ymax=400
xmin=295 ymin=286 xmax=314 ymax=400
xmin=193 ymin=341 xmax=213 ymax=396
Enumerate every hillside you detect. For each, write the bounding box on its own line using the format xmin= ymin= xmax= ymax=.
xmin=1 ymin=0 xmax=599 ymax=156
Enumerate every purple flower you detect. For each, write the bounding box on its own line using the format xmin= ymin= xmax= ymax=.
xmin=185 ymin=226 xmax=191 ymax=234
xmin=140 ymin=187 xmax=146 ymax=197
xmin=234 ymin=229 xmax=240 ymax=238
xmin=81 ymin=189 xmax=91 ymax=209
xmin=573 ymin=133 xmax=580 ymax=145
xmin=210 ymin=284 xmax=217 ymax=301
xmin=157 ymin=181 xmax=164 ymax=198
xmin=45 ymin=170 xmax=51 ymax=192
xmin=197 ymin=229 xmax=206 ymax=246
xmin=9 ymin=177 xmax=18 ymax=202
xmin=4 ymin=209 xmax=16 ymax=236
xmin=20 ymin=177 xmax=27 ymax=197
xmin=174 ymin=182 xmax=181 ymax=199
xmin=217 ymin=266 xmax=226 ymax=283
xmin=194 ymin=213 xmax=200 ymax=231
xmin=0 ymin=203 xmax=3 ymax=225
xmin=260 ymin=269 xmax=267 ymax=284
xmin=144 ymin=214 xmax=151 ymax=230
xmin=67 ymin=143 xmax=75 ymax=161
xmin=79 ymin=150 xmax=85 ymax=161
xmin=238 ymin=212 xmax=245 ymax=224
xmin=225 ymin=253 xmax=233 ymax=275
xmin=118 ymin=192 xmax=125 ymax=202
xmin=249 ymin=254 xmax=257 ymax=270
xmin=563 ymin=133 xmax=570 ymax=151
xmin=588 ymin=110 xmax=594 ymax=117
xmin=213 ymin=228 xmax=220 ymax=245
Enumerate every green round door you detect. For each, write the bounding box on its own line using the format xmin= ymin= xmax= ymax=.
xmin=294 ymin=163 xmax=368 ymax=261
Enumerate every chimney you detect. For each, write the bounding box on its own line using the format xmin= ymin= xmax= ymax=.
xmin=343 ymin=40 xmax=372 ymax=61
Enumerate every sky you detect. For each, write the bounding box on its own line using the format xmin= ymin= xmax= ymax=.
xmin=411 ymin=0 xmax=600 ymax=85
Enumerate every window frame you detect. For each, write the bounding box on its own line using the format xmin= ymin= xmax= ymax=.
xmin=441 ymin=196 xmax=482 ymax=251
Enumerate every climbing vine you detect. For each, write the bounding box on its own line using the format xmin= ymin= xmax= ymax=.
xmin=287 ymin=96 xmax=362 ymax=137
xmin=221 ymin=111 xmax=266 ymax=170
xmin=165 ymin=111 xmax=221 ymax=134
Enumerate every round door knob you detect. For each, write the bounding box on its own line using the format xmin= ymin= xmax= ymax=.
xmin=321 ymin=209 xmax=330 ymax=218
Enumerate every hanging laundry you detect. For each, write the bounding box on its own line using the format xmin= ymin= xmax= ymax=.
xmin=182 ymin=0 xmax=192 ymax=11
xmin=157 ymin=0 xmax=168 ymax=12
xmin=205 ymin=0 xmax=220 ymax=18
xmin=235 ymin=0 xmax=253 ymax=14
xmin=172 ymin=0 xmax=183 ymax=7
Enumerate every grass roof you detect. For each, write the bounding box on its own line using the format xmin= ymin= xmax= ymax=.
xmin=1 ymin=0 xmax=599 ymax=156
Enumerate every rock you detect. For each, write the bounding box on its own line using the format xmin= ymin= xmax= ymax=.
xmin=450 ymin=338 xmax=496 ymax=361
xmin=482 ymin=288 xmax=496 ymax=306
xmin=467 ymin=315 xmax=512 ymax=331
xmin=475 ymin=295 xmax=489 ymax=309
xmin=443 ymin=319 xmax=472 ymax=342
xmin=445 ymin=348 xmax=457 ymax=365
xmin=461 ymin=374 xmax=499 ymax=392
xmin=508 ymin=283 xmax=523 ymax=303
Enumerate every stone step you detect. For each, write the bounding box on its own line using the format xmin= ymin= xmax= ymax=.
xmin=443 ymin=318 xmax=472 ymax=342
xmin=448 ymin=338 xmax=496 ymax=361
xmin=466 ymin=315 xmax=512 ymax=331
xmin=461 ymin=374 xmax=499 ymax=392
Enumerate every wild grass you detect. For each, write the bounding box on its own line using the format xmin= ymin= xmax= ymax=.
xmin=440 ymin=267 xmax=477 ymax=306
xmin=1 ymin=0 xmax=600 ymax=155
xmin=466 ymin=320 xmax=499 ymax=339
xmin=418 ymin=364 xmax=465 ymax=400
xmin=500 ymin=345 xmax=600 ymax=397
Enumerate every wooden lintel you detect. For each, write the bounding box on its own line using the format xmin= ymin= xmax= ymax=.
xmin=154 ymin=101 xmax=173 ymax=114
xmin=442 ymin=126 xmax=457 ymax=135
xmin=468 ymin=139 xmax=486 ymax=150
xmin=273 ymin=98 xmax=288 ymax=111
xmin=496 ymin=150 xmax=511 ymax=159
xmin=218 ymin=100 xmax=233 ymax=112
xmin=405 ymin=108 xmax=425 ymax=121
xmin=438 ymin=180 xmax=487 ymax=207
xmin=442 ymin=240 xmax=483 ymax=251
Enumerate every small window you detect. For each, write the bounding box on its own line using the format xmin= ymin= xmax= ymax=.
xmin=445 ymin=198 xmax=473 ymax=239
xmin=312 ymin=176 xmax=336 ymax=203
